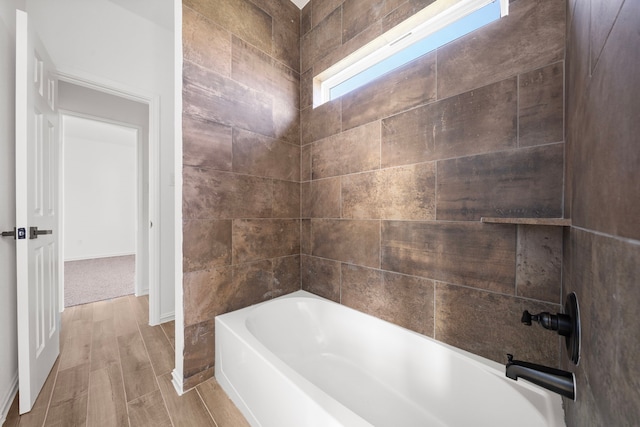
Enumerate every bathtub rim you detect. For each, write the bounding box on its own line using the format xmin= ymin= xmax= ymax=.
xmin=215 ymin=290 xmax=566 ymax=427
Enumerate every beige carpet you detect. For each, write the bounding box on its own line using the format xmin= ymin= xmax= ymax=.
xmin=64 ymin=255 xmax=135 ymax=307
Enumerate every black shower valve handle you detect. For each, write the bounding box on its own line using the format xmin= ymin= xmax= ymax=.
xmin=521 ymin=310 xmax=573 ymax=337
xmin=521 ymin=310 xmax=534 ymax=326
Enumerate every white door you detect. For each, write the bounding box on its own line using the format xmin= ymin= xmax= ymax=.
xmin=15 ymin=9 xmax=60 ymax=415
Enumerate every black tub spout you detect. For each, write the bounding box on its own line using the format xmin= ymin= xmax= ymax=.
xmin=505 ymin=354 xmax=575 ymax=400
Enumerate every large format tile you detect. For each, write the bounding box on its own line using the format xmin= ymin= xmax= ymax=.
xmin=435 ymin=283 xmax=560 ymax=366
xmin=342 ymin=163 xmax=436 ymax=220
xmin=436 ymin=143 xmax=564 ymax=221
xmin=382 ymin=221 xmax=516 ymax=293
xmin=301 ymin=2 xmax=312 ymax=35
xmin=183 ymin=61 xmax=275 ymax=138
xmin=90 ymin=318 xmax=119 ymax=372
xmin=381 ymin=78 xmax=517 ymax=167
xmin=312 ymin=0 xmax=343 ymax=29
xmin=198 ymin=378 xmax=251 ymax=427
xmin=182 ymin=219 xmax=232 ymax=272
xmin=341 ymin=265 xmax=435 ymax=336
xmin=182 ymin=167 xmax=273 ymax=220
xmin=117 ymin=332 xmax=158 ymax=402
xmin=565 ymin=228 xmax=640 ymax=426
xmin=16 ymin=359 xmax=60 ymax=427
xmin=341 ymin=51 xmax=436 ymax=130
xmin=249 ymin=0 xmax=300 ymax=72
xmin=182 ymin=115 xmax=233 ymax=171
xmin=45 ymin=363 xmax=90 ymax=427
xmin=589 ymin=0 xmax=624 ymax=73
xmin=232 ymin=219 xmax=300 ymax=263
xmin=311 ymin=219 xmax=381 ymax=268
xmin=272 ymin=17 xmax=301 ymax=73
xmin=301 ymin=177 xmax=341 ymax=218
xmin=301 ymin=6 xmax=342 ymax=72
xmin=272 ymin=255 xmax=302 ymax=298
xmin=158 ymin=373 xmax=216 ymax=427
xmin=183 ymin=266 xmax=233 ymax=326
xmin=437 ymin=0 xmax=565 ymax=98
xmin=232 ymin=128 xmax=300 ymax=181
xmin=273 ymin=180 xmax=300 ymax=219
xmin=516 ymin=225 xmax=562 ymax=303
xmin=58 ymin=317 xmax=92 ymax=371
xmin=44 ymin=393 xmax=88 ymax=427
xmin=139 ymin=322 xmax=175 ymax=377
xmin=300 ymin=100 xmax=342 ymax=145
xmin=301 ymin=255 xmax=342 ymax=302
xmin=230 ymin=261 xmax=277 ymax=308
xmin=113 ymin=296 xmax=138 ymax=337
xmin=518 ymin=63 xmax=564 ymax=147
xmin=87 ymin=363 xmax=128 ymax=427
xmin=232 ymin=36 xmax=299 ymax=109
xmin=183 ymin=0 xmax=272 ymax=54
xmin=183 ymin=6 xmax=232 ymax=77
xmin=568 ymin=0 xmax=640 ymax=241
xmin=311 ymin=121 xmax=380 ymax=179
xmin=127 ymin=390 xmax=172 ymax=427
xmin=341 ymin=0 xmax=403 ymax=43
xmin=183 ymin=320 xmax=216 ymax=379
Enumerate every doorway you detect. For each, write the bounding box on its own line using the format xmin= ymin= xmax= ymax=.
xmin=61 ymin=115 xmax=139 ymax=306
xmin=57 ymin=79 xmax=155 ymax=319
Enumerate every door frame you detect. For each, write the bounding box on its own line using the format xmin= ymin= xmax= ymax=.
xmin=59 ymin=111 xmax=143 ymax=294
xmin=55 ymin=70 xmax=161 ymax=324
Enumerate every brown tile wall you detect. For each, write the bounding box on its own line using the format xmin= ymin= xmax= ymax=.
xmin=300 ymin=0 xmax=566 ymax=368
xmin=564 ymin=0 xmax=640 ymax=424
xmin=182 ymin=0 xmax=300 ymax=387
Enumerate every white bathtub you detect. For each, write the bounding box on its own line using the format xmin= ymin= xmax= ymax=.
xmin=215 ymin=291 xmax=565 ymax=427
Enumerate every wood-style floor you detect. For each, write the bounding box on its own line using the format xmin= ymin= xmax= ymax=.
xmin=3 ymin=295 xmax=250 ymax=427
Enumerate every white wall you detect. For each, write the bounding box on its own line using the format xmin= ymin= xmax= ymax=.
xmin=25 ymin=0 xmax=176 ymax=320
xmin=0 ymin=2 xmax=25 ymax=423
xmin=63 ymin=117 xmax=137 ymax=261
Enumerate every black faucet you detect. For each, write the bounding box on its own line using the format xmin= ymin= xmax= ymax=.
xmin=505 ymin=354 xmax=575 ymax=400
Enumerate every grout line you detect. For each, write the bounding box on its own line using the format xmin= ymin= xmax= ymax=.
xmin=516 ymin=73 xmax=520 ymax=148
xmin=126 ymin=296 xmax=175 ymax=427
xmin=433 ymin=283 xmax=437 ymax=339
xmin=195 ymin=387 xmax=219 ymax=427
xmin=40 ymin=341 xmax=63 ymax=426
xmin=115 ymin=299 xmax=136 ymax=427
xmin=108 ymin=299 xmax=133 ymax=427
xmin=434 ymin=161 xmax=438 ymax=220
xmin=127 ymin=296 xmax=176 ymax=427
xmin=435 ymin=48 xmax=438 ymax=101
xmin=85 ymin=305 xmax=95 ymax=426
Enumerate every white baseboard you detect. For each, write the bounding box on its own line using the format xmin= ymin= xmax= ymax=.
xmin=171 ymin=369 xmax=184 ymax=396
xmin=64 ymin=252 xmax=135 ymax=262
xmin=0 ymin=371 xmax=18 ymax=425
xmin=135 ymin=288 xmax=149 ymax=297
xmin=160 ymin=311 xmax=175 ymax=324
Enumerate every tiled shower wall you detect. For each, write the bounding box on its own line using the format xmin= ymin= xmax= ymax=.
xmin=180 ymin=0 xmax=572 ymax=391
xmin=181 ymin=0 xmax=301 ymax=388
xmin=300 ymin=0 xmax=567 ymax=367
xmin=564 ymin=0 xmax=640 ymax=424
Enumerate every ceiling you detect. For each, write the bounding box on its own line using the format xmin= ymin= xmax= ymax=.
xmin=290 ymin=0 xmax=310 ymax=8
xmin=107 ymin=0 xmax=173 ymax=29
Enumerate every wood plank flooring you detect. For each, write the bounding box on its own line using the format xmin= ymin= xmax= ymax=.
xmin=3 ymin=295 xmax=250 ymax=427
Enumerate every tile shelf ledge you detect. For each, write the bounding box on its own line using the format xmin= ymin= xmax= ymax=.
xmin=480 ymin=217 xmax=572 ymax=226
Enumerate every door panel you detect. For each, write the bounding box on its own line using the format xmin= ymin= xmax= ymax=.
xmin=15 ymin=9 xmax=60 ymax=414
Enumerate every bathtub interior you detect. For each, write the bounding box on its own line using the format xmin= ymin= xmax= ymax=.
xmin=216 ymin=291 xmax=565 ymax=427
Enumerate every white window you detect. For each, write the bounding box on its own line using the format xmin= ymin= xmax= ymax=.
xmin=313 ymin=0 xmax=509 ymax=107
